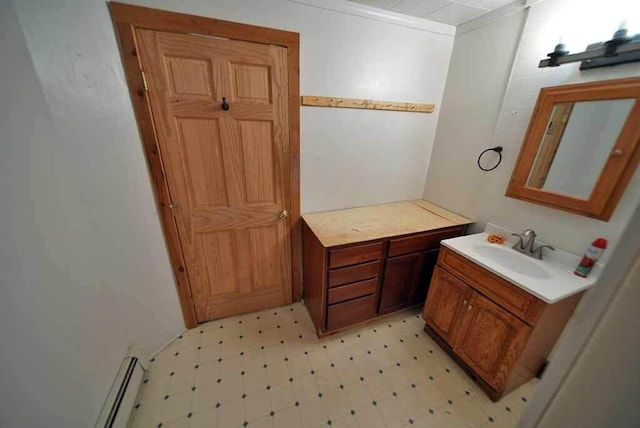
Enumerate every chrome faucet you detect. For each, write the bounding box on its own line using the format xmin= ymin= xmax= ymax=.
xmin=511 ymin=229 xmax=556 ymax=260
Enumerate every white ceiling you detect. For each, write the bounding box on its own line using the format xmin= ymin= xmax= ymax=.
xmin=349 ymin=0 xmax=516 ymax=26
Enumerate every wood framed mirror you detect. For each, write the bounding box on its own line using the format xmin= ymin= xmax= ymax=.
xmin=506 ymin=77 xmax=640 ymax=221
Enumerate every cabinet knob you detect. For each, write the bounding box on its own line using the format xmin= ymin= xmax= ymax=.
xmin=463 ymin=300 xmax=468 ymax=306
xmin=467 ymin=305 xmax=473 ymax=311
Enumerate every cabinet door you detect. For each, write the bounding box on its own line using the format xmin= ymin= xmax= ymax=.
xmin=379 ymin=253 xmax=424 ymax=315
xmin=408 ymin=248 xmax=439 ymax=305
xmin=422 ymin=266 xmax=471 ymax=345
xmin=453 ymin=291 xmax=532 ymax=390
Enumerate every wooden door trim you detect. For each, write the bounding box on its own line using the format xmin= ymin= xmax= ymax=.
xmin=108 ymin=2 xmax=301 ymax=328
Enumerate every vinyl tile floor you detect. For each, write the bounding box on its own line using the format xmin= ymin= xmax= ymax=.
xmin=129 ymin=303 xmax=538 ymax=428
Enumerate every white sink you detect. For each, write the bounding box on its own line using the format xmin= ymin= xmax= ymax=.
xmin=471 ymin=243 xmax=551 ymax=280
xmin=441 ymin=229 xmax=598 ymax=303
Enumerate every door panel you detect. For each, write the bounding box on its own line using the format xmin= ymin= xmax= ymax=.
xmin=200 ymin=231 xmax=237 ymax=296
xmin=453 ymin=292 xmax=532 ymax=389
xmin=422 ymin=266 xmax=471 ymax=345
xmin=239 ymin=120 xmax=276 ymax=203
xmin=248 ymin=225 xmax=283 ymax=290
xmin=175 ymin=118 xmax=228 ymax=207
xmin=231 ymin=63 xmax=272 ymax=103
xmin=137 ymin=29 xmax=292 ymax=322
xmin=165 ymin=56 xmax=214 ymax=98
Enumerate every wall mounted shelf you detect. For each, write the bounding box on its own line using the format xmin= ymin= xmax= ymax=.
xmin=301 ymin=95 xmax=435 ymax=113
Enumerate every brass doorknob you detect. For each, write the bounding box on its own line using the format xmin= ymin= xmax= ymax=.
xmin=278 ymin=209 xmax=289 ymax=220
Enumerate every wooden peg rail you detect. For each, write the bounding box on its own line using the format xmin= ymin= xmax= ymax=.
xmin=301 ymin=95 xmax=435 ymax=113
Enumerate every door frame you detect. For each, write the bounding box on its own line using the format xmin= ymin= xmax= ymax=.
xmin=108 ymin=2 xmax=301 ymax=328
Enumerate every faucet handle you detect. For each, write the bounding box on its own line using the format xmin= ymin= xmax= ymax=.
xmin=511 ymin=233 xmax=525 ymax=250
xmin=535 ymin=244 xmax=556 ymax=260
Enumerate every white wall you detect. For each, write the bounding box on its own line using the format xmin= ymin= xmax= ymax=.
xmin=3 ymin=0 xmax=454 ymax=426
xmin=0 ymin=2 xmax=185 ymax=427
xmin=12 ymin=0 xmax=455 ymax=215
xmin=423 ymin=0 xmax=640 ymax=263
xmin=535 ymin=249 xmax=640 ymax=427
xmin=519 ymin=196 xmax=640 ymax=427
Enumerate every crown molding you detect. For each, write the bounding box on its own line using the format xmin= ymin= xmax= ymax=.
xmin=456 ymin=0 xmax=538 ymax=35
xmin=286 ymin=0 xmax=456 ymax=36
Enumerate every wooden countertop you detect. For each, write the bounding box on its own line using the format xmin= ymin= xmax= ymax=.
xmin=302 ymin=200 xmax=473 ymax=247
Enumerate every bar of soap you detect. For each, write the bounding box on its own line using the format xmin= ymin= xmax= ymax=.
xmin=487 ymin=234 xmax=506 ymax=244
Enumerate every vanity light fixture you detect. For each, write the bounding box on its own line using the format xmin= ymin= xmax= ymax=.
xmin=540 ymin=25 xmax=640 ymax=69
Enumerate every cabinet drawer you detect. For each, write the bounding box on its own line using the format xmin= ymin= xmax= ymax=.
xmin=388 ymin=227 xmax=465 ymax=257
xmin=327 ymin=294 xmax=377 ymax=331
xmin=328 ymin=278 xmax=377 ymax=305
xmin=329 ymin=261 xmax=380 ymax=288
xmin=330 ymin=242 xmax=383 ymax=268
xmin=438 ymin=247 xmax=545 ymax=325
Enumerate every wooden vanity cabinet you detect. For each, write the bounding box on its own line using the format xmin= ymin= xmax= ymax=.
xmin=304 ymin=224 xmax=464 ymax=334
xmin=423 ymin=247 xmax=583 ymax=401
xmin=302 ymin=200 xmax=472 ymax=336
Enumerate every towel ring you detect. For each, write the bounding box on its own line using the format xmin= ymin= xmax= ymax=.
xmin=477 ymin=146 xmax=503 ymax=171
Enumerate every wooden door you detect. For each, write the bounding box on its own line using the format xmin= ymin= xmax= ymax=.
xmin=453 ymin=291 xmax=531 ymax=389
xmin=136 ymin=29 xmax=292 ymax=322
xmin=422 ymin=266 xmax=471 ymax=345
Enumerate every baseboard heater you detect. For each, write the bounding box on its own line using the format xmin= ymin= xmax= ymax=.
xmin=95 ymin=353 xmax=145 ymax=428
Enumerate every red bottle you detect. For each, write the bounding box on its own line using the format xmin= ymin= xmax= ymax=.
xmin=574 ymin=238 xmax=607 ymax=278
